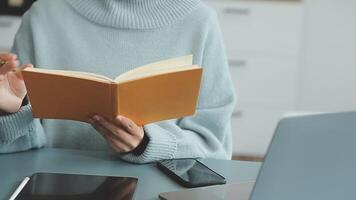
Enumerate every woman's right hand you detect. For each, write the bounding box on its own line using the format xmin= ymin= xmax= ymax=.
xmin=0 ymin=53 xmax=32 ymax=113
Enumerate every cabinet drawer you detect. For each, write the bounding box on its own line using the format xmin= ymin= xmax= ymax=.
xmin=231 ymin=105 xmax=291 ymax=156
xmin=206 ymin=0 xmax=303 ymax=55
xmin=0 ymin=16 xmax=21 ymax=51
xmin=229 ymin=54 xmax=299 ymax=106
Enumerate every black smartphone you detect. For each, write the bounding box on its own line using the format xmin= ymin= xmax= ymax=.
xmin=157 ymin=158 xmax=226 ymax=188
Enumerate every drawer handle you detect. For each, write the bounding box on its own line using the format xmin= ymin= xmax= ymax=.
xmin=223 ymin=7 xmax=251 ymax=15
xmin=232 ymin=110 xmax=243 ymax=118
xmin=229 ymin=59 xmax=247 ymax=68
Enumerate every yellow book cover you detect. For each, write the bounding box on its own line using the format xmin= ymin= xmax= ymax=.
xmin=21 ymin=55 xmax=203 ymax=125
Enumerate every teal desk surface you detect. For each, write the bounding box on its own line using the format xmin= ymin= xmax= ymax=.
xmin=0 ymin=148 xmax=261 ymax=200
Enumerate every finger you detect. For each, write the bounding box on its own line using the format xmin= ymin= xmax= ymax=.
xmin=93 ymin=115 xmax=120 ymax=135
xmin=106 ymin=136 xmax=132 ymax=153
xmin=0 ymin=53 xmax=17 ymax=61
xmin=89 ymin=118 xmax=123 ymax=147
xmin=90 ymin=119 xmax=131 ymax=152
xmin=89 ymin=118 xmax=111 ymax=137
xmin=114 ymin=115 xmax=138 ymax=134
xmin=92 ymin=115 xmax=133 ymax=147
xmin=20 ymin=64 xmax=34 ymax=70
xmin=0 ymin=60 xmax=19 ymax=74
xmin=15 ymin=64 xmax=34 ymax=80
xmin=5 ymin=71 xmax=27 ymax=99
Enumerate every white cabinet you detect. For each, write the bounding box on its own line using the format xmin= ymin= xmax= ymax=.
xmin=208 ymin=0 xmax=303 ymax=56
xmin=206 ymin=0 xmax=304 ymax=157
xmin=231 ymin=105 xmax=289 ymax=157
xmin=0 ymin=16 xmax=21 ymax=51
xmin=230 ymin=54 xmax=299 ymax=106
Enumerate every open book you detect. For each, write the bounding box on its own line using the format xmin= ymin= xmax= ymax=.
xmin=21 ymin=55 xmax=203 ymax=125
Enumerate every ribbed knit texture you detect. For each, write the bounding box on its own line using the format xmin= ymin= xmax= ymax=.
xmin=66 ymin=0 xmax=201 ymax=29
xmin=0 ymin=105 xmax=46 ymax=153
xmin=0 ymin=105 xmax=33 ymax=143
xmin=0 ymin=0 xmax=236 ymax=163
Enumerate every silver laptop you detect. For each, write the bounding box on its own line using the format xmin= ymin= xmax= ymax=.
xmin=160 ymin=111 xmax=356 ymax=200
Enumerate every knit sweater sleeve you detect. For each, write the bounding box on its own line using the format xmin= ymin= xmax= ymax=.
xmin=120 ymin=12 xmax=236 ymax=163
xmin=0 ymin=11 xmax=46 ymax=153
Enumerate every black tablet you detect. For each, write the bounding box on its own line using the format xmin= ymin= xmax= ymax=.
xmin=15 ymin=173 xmax=138 ymax=200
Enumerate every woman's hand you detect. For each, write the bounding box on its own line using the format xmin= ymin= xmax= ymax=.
xmin=89 ymin=115 xmax=145 ymax=153
xmin=0 ymin=53 xmax=32 ymax=113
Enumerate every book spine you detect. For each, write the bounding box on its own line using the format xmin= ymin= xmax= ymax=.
xmin=111 ymin=83 xmax=119 ymax=118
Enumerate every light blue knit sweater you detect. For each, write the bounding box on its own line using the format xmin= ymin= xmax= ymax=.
xmin=0 ymin=0 xmax=236 ymax=163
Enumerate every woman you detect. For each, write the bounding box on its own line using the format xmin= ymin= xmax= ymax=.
xmin=0 ymin=0 xmax=235 ymax=163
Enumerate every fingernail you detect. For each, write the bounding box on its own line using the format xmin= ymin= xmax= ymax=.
xmin=93 ymin=115 xmax=101 ymax=121
xmin=116 ymin=115 xmax=122 ymax=121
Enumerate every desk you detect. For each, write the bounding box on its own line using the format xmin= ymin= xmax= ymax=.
xmin=0 ymin=148 xmax=261 ymax=200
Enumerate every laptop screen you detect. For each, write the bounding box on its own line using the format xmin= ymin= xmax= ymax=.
xmin=250 ymin=112 xmax=356 ymax=200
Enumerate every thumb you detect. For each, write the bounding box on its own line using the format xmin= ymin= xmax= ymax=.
xmin=14 ymin=64 xmax=34 ymax=80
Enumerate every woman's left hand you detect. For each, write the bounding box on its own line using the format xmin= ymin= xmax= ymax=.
xmin=89 ymin=115 xmax=144 ymax=153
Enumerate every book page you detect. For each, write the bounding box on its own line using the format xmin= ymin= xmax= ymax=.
xmin=23 ymin=68 xmax=113 ymax=83
xmin=115 ymin=55 xmax=193 ymax=82
xmin=115 ymin=65 xmax=201 ymax=84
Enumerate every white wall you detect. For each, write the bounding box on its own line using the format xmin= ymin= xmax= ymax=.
xmin=298 ymin=0 xmax=356 ymax=112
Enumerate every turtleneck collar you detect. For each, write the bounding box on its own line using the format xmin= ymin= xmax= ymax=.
xmin=65 ymin=0 xmax=201 ymax=29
